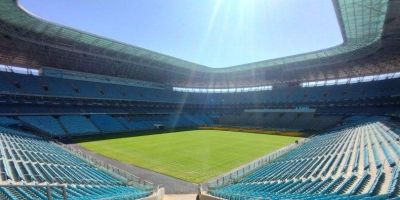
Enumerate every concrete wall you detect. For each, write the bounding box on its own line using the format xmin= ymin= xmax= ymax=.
xmin=219 ymin=112 xmax=342 ymax=130
xmin=140 ymin=187 xmax=165 ymax=200
xmin=199 ymin=191 xmax=225 ymax=200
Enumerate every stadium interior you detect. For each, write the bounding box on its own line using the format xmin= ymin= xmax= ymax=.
xmin=0 ymin=0 xmax=399 ymax=199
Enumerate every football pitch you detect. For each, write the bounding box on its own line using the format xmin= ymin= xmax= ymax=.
xmin=76 ymin=130 xmax=299 ymax=183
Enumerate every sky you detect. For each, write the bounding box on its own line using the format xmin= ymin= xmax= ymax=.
xmin=20 ymin=0 xmax=343 ymax=68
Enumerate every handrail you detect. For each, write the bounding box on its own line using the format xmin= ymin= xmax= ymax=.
xmin=0 ymin=184 xmax=67 ymax=200
xmin=56 ymin=142 xmax=155 ymax=192
xmin=204 ymin=138 xmax=309 ymax=190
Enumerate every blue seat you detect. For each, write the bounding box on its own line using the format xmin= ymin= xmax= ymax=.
xmin=209 ymin=120 xmax=400 ymax=199
xmin=0 ymin=126 xmax=152 ymax=199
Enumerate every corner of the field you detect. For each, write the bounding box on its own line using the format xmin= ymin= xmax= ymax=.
xmin=199 ymin=137 xmax=309 ymax=198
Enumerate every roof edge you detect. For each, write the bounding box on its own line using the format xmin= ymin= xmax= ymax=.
xmin=0 ymin=0 xmax=389 ymax=73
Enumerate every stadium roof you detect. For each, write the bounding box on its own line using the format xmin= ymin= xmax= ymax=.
xmin=0 ymin=0 xmax=399 ymax=87
xmin=0 ymin=0 xmax=389 ymax=72
xmin=230 ymin=0 xmax=388 ymax=71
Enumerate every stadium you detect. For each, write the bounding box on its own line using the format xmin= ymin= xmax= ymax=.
xmin=0 ymin=0 xmax=399 ymax=199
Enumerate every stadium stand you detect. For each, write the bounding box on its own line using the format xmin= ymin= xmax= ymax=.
xmin=0 ymin=71 xmax=399 ymax=105
xmin=18 ymin=116 xmax=66 ymax=137
xmin=115 ymin=115 xmax=204 ymax=131
xmin=89 ymin=114 xmax=127 ymax=133
xmin=7 ymin=114 xmax=211 ymax=138
xmin=0 ymin=126 xmax=153 ymax=199
xmin=59 ymin=116 xmax=99 ymax=136
xmin=0 ymin=0 xmax=399 ymax=199
xmin=0 ymin=117 xmax=19 ymax=126
xmin=116 ymin=116 xmax=152 ymax=131
xmin=208 ymin=119 xmax=400 ymax=199
xmin=218 ymin=112 xmax=344 ymax=131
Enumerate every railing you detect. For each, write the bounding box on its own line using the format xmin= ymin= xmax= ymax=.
xmin=204 ymin=138 xmax=310 ymax=190
xmin=57 ymin=142 xmax=155 ymax=192
xmin=0 ymin=184 xmax=67 ymax=200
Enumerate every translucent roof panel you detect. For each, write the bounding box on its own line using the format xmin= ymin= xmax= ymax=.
xmin=0 ymin=0 xmax=390 ymax=72
xmin=18 ymin=0 xmax=343 ymax=68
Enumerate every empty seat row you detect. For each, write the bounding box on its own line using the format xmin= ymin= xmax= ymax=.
xmin=210 ymin=119 xmax=400 ymax=199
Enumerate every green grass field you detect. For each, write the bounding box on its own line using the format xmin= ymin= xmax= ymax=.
xmin=76 ymin=130 xmax=299 ymax=183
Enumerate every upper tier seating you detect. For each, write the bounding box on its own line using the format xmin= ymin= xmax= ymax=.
xmin=209 ymin=119 xmax=400 ymax=199
xmin=0 ymin=71 xmax=399 ymax=105
xmin=0 ymin=126 xmax=152 ymax=199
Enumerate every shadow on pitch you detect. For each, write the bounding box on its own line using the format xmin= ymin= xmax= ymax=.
xmin=63 ymin=128 xmax=195 ymax=144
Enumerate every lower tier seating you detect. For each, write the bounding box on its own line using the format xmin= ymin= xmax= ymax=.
xmin=0 ymin=117 xmax=19 ymax=126
xmin=209 ymin=119 xmax=400 ymax=199
xmin=5 ymin=114 xmax=213 ymax=137
xmin=18 ymin=116 xmax=66 ymax=137
xmin=89 ymin=114 xmax=127 ymax=133
xmin=59 ymin=115 xmax=99 ymax=136
xmin=0 ymin=126 xmax=152 ymax=199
